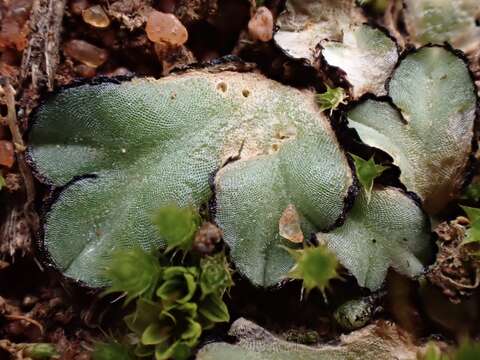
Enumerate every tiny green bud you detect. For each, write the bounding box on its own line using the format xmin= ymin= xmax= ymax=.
xmin=285 ymin=244 xmax=340 ymax=296
xmin=102 ymin=248 xmax=162 ymax=304
xmin=315 ymin=85 xmax=347 ymax=114
xmin=199 ymin=253 xmax=233 ymax=298
xmin=152 ymin=204 xmax=201 ymax=253
xmin=350 ymin=154 xmax=388 ymax=203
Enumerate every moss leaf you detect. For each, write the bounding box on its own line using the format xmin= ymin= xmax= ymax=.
xmin=347 ymin=46 xmax=476 ymax=214
xmin=28 ymin=71 xmax=353 ymax=287
xmin=124 ymin=298 xmax=162 ymax=336
xmin=404 ymin=0 xmax=480 ymax=54
xmin=321 ymin=24 xmax=399 ymax=99
xmin=156 ymin=267 xmax=198 ymax=304
xmin=214 ymin=130 xmax=353 ymax=286
xmin=198 ymin=294 xmax=230 ymax=324
xmin=460 ymin=206 xmax=480 ymax=245
xmin=317 ymin=187 xmax=432 ymax=290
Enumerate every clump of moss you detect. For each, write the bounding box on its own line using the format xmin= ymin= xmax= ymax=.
xmin=102 ymin=247 xmax=232 ymax=359
xmin=152 ymin=204 xmax=201 ymax=253
xmin=100 ymin=205 xmax=233 ymax=360
xmin=102 ymin=248 xmax=162 ymax=305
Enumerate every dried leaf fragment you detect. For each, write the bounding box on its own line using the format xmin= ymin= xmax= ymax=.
xmin=28 ymin=71 xmax=353 ymax=287
xmin=347 ymin=46 xmax=476 ymax=213
xmin=274 ymin=0 xmax=365 ymax=64
xmin=279 ymin=204 xmax=304 ymax=244
xmin=197 ymin=318 xmax=424 ymax=360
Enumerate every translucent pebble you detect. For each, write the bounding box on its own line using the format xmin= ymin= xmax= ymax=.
xmin=107 ymin=67 xmax=133 ymax=77
xmin=248 ymin=6 xmax=273 ymax=42
xmin=70 ymin=0 xmax=89 ymax=16
xmin=64 ymin=40 xmax=108 ymax=68
xmin=279 ymin=204 xmax=304 ymax=243
xmin=145 ymin=10 xmax=188 ymax=45
xmin=74 ymin=64 xmax=96 ymax=78
xmin=0 ymin=140 xmax=15 ymax=168
xmin=158 ymin=0 xmax=176 ymax=13
xmin=82 ymin=5 xmax=110 ymax=28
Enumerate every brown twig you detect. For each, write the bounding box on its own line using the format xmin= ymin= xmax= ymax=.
xmin=4 ymin=83 xmax=25 ymax=152
xmin=5 ymin=314 xmax=45 ymax=335
xmin=1 ymin=81 xmax=39 ymax=245
xmin=2 ymin=82 xmax=37 ymax=212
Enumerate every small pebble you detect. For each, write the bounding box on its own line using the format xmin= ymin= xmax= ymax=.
xmin=74 ymin=64 xmax=96 ymax=78
xmin=248 ymin=6 xmax=274 ymax=42
xmin=5 ymin=173 xmax=22 ymax=192
xmin=82 ymin=5 xmax=110 ymax=28
xmin=0 ymin=260 xmax=9 ymax=270
xmin=145 ymin=10 xmax=188 ymax=46
xmin=22 ymin=295 xmax=39 ymax=308
xmin=0 ymin=140 xmax=15 ymax=168
xmin=64 ymin=39 xmax=108 ymax=68
xmin=107 ymin=67 xmax=133 ymax=77
xmin=158 ymin=0 xmax=176 ymax=13
xmin=193 ymin=222 xmax=223 ymax=254
xmin=70 ymin=0 xmax=90 ymax=16
xmin=334 ymin=297 xmax=375 ymax=331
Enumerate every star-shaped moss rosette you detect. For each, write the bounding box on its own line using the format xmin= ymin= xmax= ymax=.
xmin=284 ymin=244 xmax=341 ymax=296
xmin=27 ymin=70 xmax=355 ymax=287
xmin=101 ymin=248 xmax=162 ymax=305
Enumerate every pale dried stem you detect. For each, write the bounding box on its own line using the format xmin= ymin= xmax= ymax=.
xmin=4 ymin=314 xmax=45 ymax=335
xmin=1 ymin=81 xmax=38 ymax=230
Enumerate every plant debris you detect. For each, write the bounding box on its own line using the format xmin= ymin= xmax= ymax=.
xmin=197 ymin=318 xmax=427 ymax=360
xmin=427 ymin=217 xmax=480 ymax=303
